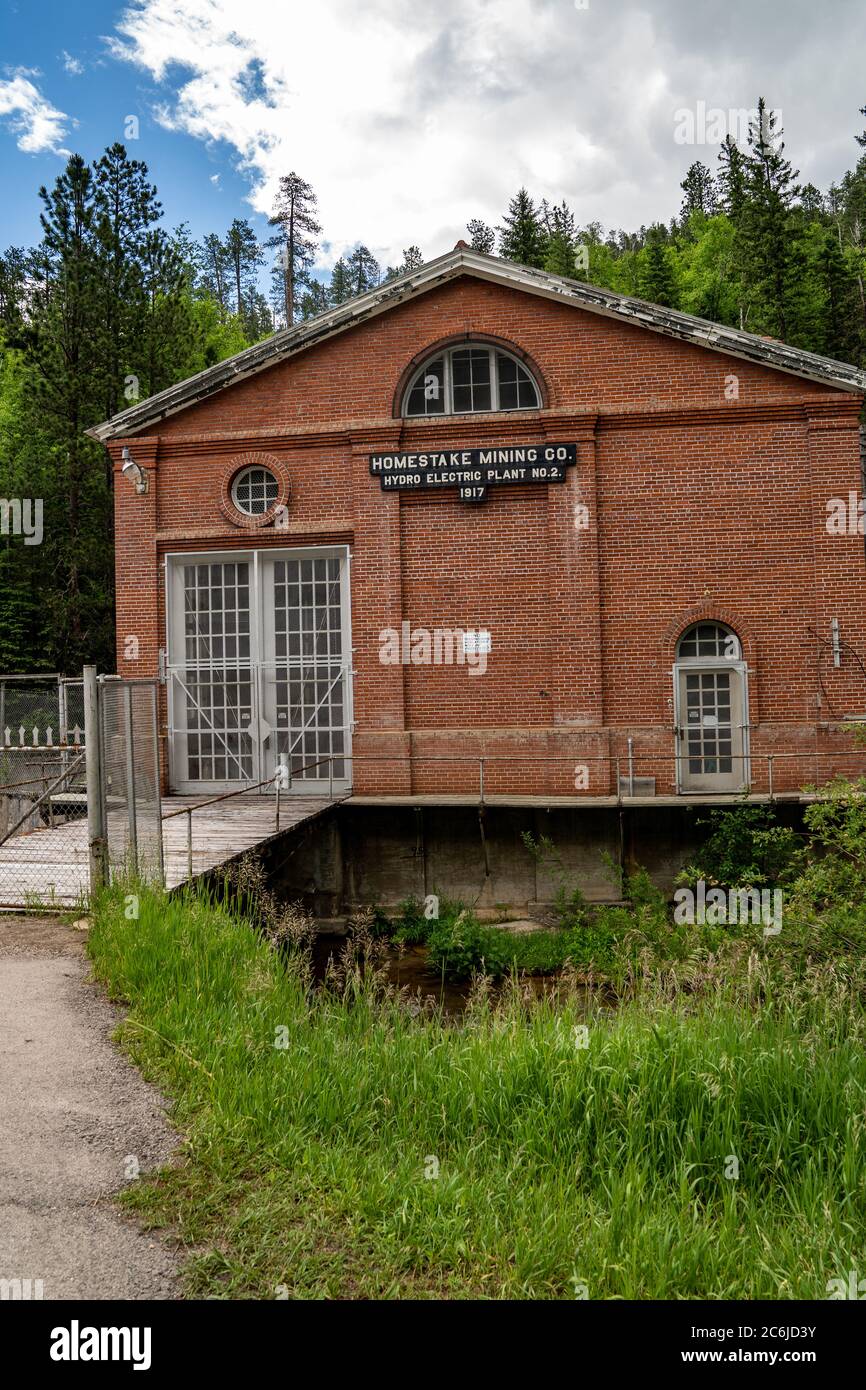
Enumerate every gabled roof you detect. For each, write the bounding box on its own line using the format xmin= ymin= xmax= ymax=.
xmin=87 ymin=246 xmax=866 ymax=442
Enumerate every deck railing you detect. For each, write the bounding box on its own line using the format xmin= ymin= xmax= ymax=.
xmin=248 ymin=749 xmax=866 ymax=804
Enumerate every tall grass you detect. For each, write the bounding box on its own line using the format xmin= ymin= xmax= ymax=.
xmin=88 ymin=883 xmax=866 ymax=1300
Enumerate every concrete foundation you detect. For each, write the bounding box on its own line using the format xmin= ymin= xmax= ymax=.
xmin=262 ymin=800 xmax=804 ymax=919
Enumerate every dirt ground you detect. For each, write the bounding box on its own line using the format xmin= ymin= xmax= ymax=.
xmin=0 ymin=914 xmax=181 ymax=1299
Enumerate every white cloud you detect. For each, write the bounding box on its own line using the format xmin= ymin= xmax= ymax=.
xmin=0 ymin=70 xmax=70 ymax=154
xmin=107 ymin=0 xmax=866 ymax=268
xmin=61 ymin=51 xmax=85 ymax=76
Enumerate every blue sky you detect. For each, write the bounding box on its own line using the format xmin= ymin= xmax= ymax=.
xmin=3 ymin=0 xmax=866 ymax=274
xmin=0 ymin=0 xmax=270 ymax=256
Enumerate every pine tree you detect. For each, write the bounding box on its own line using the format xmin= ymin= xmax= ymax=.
xmin=200 ymin=232 xmax=231 ymax=316
xmin=30 ymin=154 xmax=109 ymax=663
xmin=717 ymin=137 xmax=748 ymax=224
xmin=741 ymin=98 xmax=803 ymax=341
xmin=383 ymin=246 xmax=424 ymax=281
xmin=498 ymin=189 xmax=547 ymax=267
xmin=225 ymin=218 xmax=263 ymax=326
xmin=91 ymin=145 xmax=164 ymax=424
xmin=814 ymin=228 xmax=859 ymax=359
xmin=346 ymin=245 xmax=380 ymax=295
xmin=267 ymin=173 xmax=321 ymax=326
xmin=638 ymin=226 xmax=677 ymax=307
xmin=680 ymin=162 xmax=717 ymax=222
xmin=0 ymin=342 xmax=43 ymax=670
xmin=0 ymin=248 xmax=27 ymax=339
xmin=799 ymin=184 xmax=826 ymax=223
xmin=542 ymin=201 xmax=578 ymax=276
xmin=466 ymin=218 xmax=495 ymax=254
xmin=244 ymin=291 xmax=274 ymax=341
xmin=299 ymin=280 xmax=329 ymax=320
xmin=139 ymin=228 xmax=197 ymax=396
xmin=328 ymin=257 xmax=351 ymax=305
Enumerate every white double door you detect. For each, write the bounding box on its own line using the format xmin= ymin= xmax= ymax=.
xmin=166 ymin=547 xmax=352 ymax=793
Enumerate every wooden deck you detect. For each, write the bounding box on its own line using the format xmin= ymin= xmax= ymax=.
xmin=0 ymin=793 xmax=339 ymax=910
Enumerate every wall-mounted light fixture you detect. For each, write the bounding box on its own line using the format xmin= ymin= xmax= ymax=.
xmin=120 ymin=446 xmax=149 ymax=495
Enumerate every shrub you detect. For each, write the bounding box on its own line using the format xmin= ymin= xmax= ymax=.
xmin=426 ymin=906 xmax=510 ymax=979
xmin=677 ymin=802 xmax=801 ymax=891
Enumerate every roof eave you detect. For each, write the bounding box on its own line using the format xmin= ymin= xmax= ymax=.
xmin=85 ymin=249 xmax=471 ymax=443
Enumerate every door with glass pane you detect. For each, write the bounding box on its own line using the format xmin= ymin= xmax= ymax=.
xmin=166 ymin=548 xmax=351 ymax=793
xmin=259 ymin=552 xmax=350 ymax=789
xmin=677 ymin=667 xmax=746 ymax=792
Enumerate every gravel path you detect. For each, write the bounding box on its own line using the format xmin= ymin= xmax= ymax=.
xmin=0 ymin=916 xmax=180 ymax=1299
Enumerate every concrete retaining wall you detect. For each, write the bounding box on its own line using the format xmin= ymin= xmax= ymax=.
xmin=263 ymin=802 xmax=805 ymax=920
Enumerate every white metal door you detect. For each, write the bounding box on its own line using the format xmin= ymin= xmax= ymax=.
xmin=676 ymin=666 xmax=747 ymax=792
xmin=166 ymin=548 xmax=352 ymax=793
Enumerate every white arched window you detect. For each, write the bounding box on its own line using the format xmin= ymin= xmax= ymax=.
xmin=402 ymin=344 xmax=541 ymax=417
xmin=674 ymin=623 xmax=749 ymax=792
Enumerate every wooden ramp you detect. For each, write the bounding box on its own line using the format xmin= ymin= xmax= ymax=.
xmin=160 ymin=794 xmax=337 ymax=889
xmin=0 ymin=793 xmax=339 ymax=909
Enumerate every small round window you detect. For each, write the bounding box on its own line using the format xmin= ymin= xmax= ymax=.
xmin=231 ymin=466 xmax=278 ymax=516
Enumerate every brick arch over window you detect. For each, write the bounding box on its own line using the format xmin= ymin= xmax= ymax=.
xmin=391 ymin=333 xmax=551 ymax=417
xmin=662 ymin=604 xmax=760 ymax=721
xmin=218 ymin=451 xmax=291 ymax=530
xmin=661 ymin=605 xmax=757 ymax=667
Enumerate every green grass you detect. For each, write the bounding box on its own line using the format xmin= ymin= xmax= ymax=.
xmin=88 ymin=881 xmax=866 ymax=1300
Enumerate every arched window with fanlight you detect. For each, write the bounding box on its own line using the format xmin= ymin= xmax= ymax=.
xmin=402 ymin=343 xmax=541 ymax=417
xmin=674 ymin=622 xmax=749 ymax=793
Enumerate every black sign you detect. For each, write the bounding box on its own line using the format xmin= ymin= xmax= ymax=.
xmin=369 ymin=442 xmax=577 ymax=502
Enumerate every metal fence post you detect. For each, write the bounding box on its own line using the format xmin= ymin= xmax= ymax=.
xmin=152 ymin=683 xmax=165 ymax=886
xmin=123 ymin=684 xmax=138 ymax=875
xmin=58 ymin=678 xmax=67 ymax=745
xmin=84 ymin=665 xmax=107 ymax=893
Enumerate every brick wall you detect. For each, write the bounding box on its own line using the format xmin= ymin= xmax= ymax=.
xmin=108 ymin=274 xmax=866 ymax=797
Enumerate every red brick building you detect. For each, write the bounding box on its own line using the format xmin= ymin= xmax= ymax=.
xmin=90 ymin=246 xmax=866 ymax=804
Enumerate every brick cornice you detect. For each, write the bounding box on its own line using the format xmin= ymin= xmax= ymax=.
xmin=597 ymin=399 xmax=845 ymax=433
xmin=129 ymin=398 xmax=855 ymax=459
xmin=108 ymin=435 xmax=160 ymax=467
xmin=804 ymin=398 xmax=864 ymax=430
xmin=156 ymin=526 xmax=352 ymax=547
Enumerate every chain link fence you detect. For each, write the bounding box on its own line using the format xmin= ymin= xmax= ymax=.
xmin=0 ymin=673 xmax=163 ymax=908
xmin=0 ymin=675 xmax=89 ymax=908
xmin=98 ymin=678 xmax=164 ymax=886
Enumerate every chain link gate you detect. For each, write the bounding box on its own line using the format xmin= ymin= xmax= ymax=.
xmin=96 ymin=676 xmax=164 ymax=887
xmin=0 ymin=674 xmax=88 ymax=908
